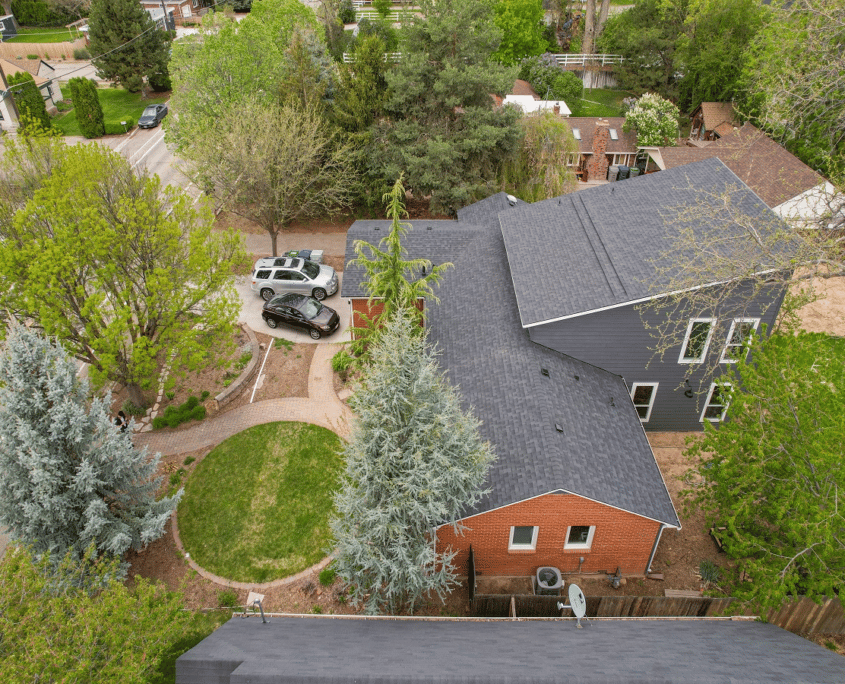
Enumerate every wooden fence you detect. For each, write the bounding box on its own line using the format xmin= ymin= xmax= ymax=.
xmin=0 ymin=39 xmax=84 ymax=61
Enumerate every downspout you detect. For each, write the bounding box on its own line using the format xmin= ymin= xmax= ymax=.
xmin=646 ymin=524 xmax=665 ymax=574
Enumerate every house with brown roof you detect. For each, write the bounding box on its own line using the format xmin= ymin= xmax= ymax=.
xmin=0 ymin=58 xmax=64 ymax=132
xmin=565 ymin=117 xmax=639 ymax=182
xmin=650 ymin=123 xmax=836 ymax=224
xmin=689 ymin=101 xmax=739 ymax=141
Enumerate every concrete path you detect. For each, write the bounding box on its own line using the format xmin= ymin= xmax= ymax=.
xmin=134 ymin=341 xmax=354 ymax=456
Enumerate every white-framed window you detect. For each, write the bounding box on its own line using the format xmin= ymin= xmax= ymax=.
xmin=721 ymin=318 xmax=760 ymax=363
xmin=565 ymin=153 xmax=579 ymax=167
xmin=701 ymin=383 xmax=731 ymax=422
xmin=611 ymin=153 xmax=636 ymax=166
xmin=508 ymin=525 xmax=538 ymax=551
xmin=678 ymin=318 xmax=716 ymax=363
xmin=630 ymin=383 xmax=658 ymax=422
xmin=564 ymin=525 xmax=596 ymax=550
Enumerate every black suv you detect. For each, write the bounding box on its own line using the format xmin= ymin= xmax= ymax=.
xmin=261 ymin=293 xmax=340 ymax=340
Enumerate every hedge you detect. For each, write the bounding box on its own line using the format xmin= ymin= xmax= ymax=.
xmin=103 ymin=117 xmax=135 ymax=135
xmin=10 ymin=0 xmax=70 ymax=27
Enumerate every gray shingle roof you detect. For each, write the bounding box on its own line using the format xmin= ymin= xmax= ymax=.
xmin=426 ymin=216 xmax=679 ymax=526
xmin=177 ymin=616 xmax=845 ymax=683
xmin=500 ymin=157 xmax=782 ymax=327
xmin=341 ymin=220 xmax=482 ymax=298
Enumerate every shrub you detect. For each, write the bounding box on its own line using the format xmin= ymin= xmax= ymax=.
xmin=165 ymin=390 xmax=175 ymax=400
xmin=103 ymin=117 xmax=135 ymax=135
xmin=331 ymin=349 xmax=353 ymax=375
xmin=154 ymin=395 xmax=207 ymax=429
xmin=310 ymin=605 xmax=323 ymax=614
xmin=27 ymin=54 xmax=39 ymax=60
xmin=200 ymin=390 xmax=210 ymax=402
xmin=122 ymin=400 xmax=147 ymax=417
xmin=183 ymin=456 xmax=196 ymax=466
xmin=152 ymin=416 xmax=167 ymax=429
xmin=698 ymin=559 xmax=721 ymax=586
xmin=218 ymin=589 xmax=239 ymax=608
xmin=339 ymin=0 xmax=355 ymax=24
xmin=190 ymin=405 xmax=206 ymax=421
xmin=148 ymin=69 xmax=171 ymax=93
xmin=319 ymin=565 xmax=336 ymax=586
xmin=518 ymin=54 xmax=581 ymax=105
xmin=11 ymin=0 xmax=70 ymax=26
xmin=73 ymin=47 xmax=91 ymax=60
xmin=55 ymin=100 xmax=72 ymax=112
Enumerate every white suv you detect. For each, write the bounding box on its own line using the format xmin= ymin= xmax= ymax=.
xmin=250 ymin=257 xmax=339 ymax=302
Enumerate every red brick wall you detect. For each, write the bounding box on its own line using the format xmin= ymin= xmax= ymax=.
xmin=586 ymin=121 xmax=610 ymax=182
xmin=436 ymin=493 xmax=662 ymax=577
xmin=351 ymin=298 xmax=425 ymax=332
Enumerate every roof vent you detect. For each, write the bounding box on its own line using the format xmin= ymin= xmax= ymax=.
xmin=541 ymin=368 xmax=550 ymax=377
xmin=374 ymin=226 xmax=380 ymax=230
xmin=609 ymin=396 xmax=615 ymax=407
xmin=574 ymin=374 xmax=579 ymax=381
xmin=427 ymin=225 xmax=433 ymax=230
xmin=609 ymin=128 xmax=618 ymax=140
xmin=555 ymin=423 xmax=564 ymax=433
xmin=507 ymin=194 xmax=518 ymax=206
xmin=572 ymin=128 xmax=581 ymax=140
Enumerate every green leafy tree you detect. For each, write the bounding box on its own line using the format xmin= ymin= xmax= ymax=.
xmin=518 ymin=54 xmax=581 ymax=104
xmin=7 ymin=71 xmax=51 ymax=133
xmin=492 ymin=0 xmax=548 ymax=66
xmin=684 ymin=331 xmax=845 ymax=608
xmin=498 ymin=110 xmax=578 ymax=202
xmin=0 ymin=138 xmax=245 ymax=407
xmin=0 ymin=326 xmax=180 ymax=567
xmin=330 ymin=311 xmax=495 ymax=614
xmin=676 ymin=0 xmax=763 ymax=111
xmin=372 ymin=0 xmax=391 ymax=17
xmin=623 ymin=92 xmax=680 ymax=146
xmin=370 ymin=0 xmax=522 ymax=213
xmin=180 ymin=97 xmax=353 ymax=256
xmin=88 ymin=0 xmax=171 ymax=93
xmin=0 ymin=546 xmax=190 ymax=682
xmin=67 ymin=77 xmax=105 ymax=138
xmin=740 ymin=0 xmax=844 ymax=174
xmin=349 ymin=176 xmax=452 ymax=360
xmin=597 ymin=0 xmax=689 ymax=99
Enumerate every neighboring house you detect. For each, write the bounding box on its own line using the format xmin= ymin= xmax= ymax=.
xmin=0 ymin=14 xmax=16 ymax=40
xmin=144 ymin=6 xmax=177 ymax=31
xmin=651 ymin=122 xmax=836 ymax=225
xmin=139 ymin=0 xmax=205 ymax=24
xmin=689 ymin=101 xmax=739 ymax=141
xmin=495 ymin=79 xmax=572 ymax=117
xmin=175 ymin=615 xmax=845 ymax=683
xmin=564 ymin=117 xmax=639 ymax=182
xmin=0 ymin=58 xmax=64 ymax=130
xmin=343 ymin=158 xmax=786 ymax=578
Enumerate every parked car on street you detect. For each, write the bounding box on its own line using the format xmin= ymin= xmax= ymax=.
xmin=262 ymin=293 xmax=340 ymax=340
xmin=250 ymin=257 xmax=338 ymax=301
xmin=138 ymin=103 xmax=168 ymax=128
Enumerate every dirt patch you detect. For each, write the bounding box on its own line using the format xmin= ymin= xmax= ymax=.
xmin=793 ymin=275 xmax=845 ymax=337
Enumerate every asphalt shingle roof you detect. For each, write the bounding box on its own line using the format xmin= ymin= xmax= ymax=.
xmin=426 ymin=210 xmax=679 ymax=526
xmin=177 ymin=616 xmax=845 ymax=683
xmin=500 ymin=157 xmax=782 ymax=327
xmin=566 ymin=117 xmax=638 ymax=155
xmin=341 ymin=220 xmax=482 ymax=298
xmin=697 ymin=101 xmax=738 ymax=132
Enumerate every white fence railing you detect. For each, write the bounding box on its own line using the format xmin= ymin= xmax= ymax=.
xmin=354 ymin=9 xmax=409 ymax=22
xmin=343 ymin=52 xmax=402 ymax=64
xmin=551 ymin=54 xmax=624 ymax=67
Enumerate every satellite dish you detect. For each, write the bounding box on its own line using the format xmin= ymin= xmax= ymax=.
xmin=568 ymin=583 xmax=586 ymax=619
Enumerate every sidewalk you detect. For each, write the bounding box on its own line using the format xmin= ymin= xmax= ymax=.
xmin=134 ymin=342 xmax=354 ymax=456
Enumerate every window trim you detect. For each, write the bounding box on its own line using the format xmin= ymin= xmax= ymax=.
xmin=630 ymin=382 xmax=658 ymax=422
xmin=508 ymin=525 xmax=538 ymax=551
xmin=700 ymin=382 xmax=732 ymax=423
xmin=720 ymin=317 xmax=760 ymax=363
xmin=678 ymin=318 xmax=717 ymax=364
xmin=564 ymin=525 xmax=596 ymax=550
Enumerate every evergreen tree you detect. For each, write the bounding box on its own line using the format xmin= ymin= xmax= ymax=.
xmin=88 ymin=0 xmax=171 ymax=93
xmin=330 ymin=312 xmax=495 ymax=614
xmin=68 ymin=77 xmax=105 ymax=138
xmin=7 ymin=71 xmax=51 ymax=133
xmin=370 ymin=0 xmax=522 ymax=213
xmin=0 ymin=326 xmax=180 ymax=571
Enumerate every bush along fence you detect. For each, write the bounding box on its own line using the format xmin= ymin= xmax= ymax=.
xmin=466 ymin=546 xmax=845 ymax=634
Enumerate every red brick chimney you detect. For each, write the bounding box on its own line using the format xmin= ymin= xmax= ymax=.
xmin=586 ymin=119 xmax=610 ymax=181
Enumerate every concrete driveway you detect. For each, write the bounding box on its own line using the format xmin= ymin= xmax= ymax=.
xmin=235 ymin=271 xmax=353 ymax=344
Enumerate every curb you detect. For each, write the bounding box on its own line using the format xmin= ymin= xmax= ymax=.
xmin=170 ymin=510 xmax=334 ymax=591
xmin=215 ymin=323 xmax=261 ymax=408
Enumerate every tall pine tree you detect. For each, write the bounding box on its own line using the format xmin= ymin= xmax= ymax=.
xmin=88 ymin=0 xmax=171 ymax=93
xmin=330 ymin=312 xmax=495 ymax=614
xmin=0 ymin=326 xmax=180 ymax=572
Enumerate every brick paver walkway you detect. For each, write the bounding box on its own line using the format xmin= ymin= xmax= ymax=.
xmin=135 ymin=342 xmax=354 ymax=456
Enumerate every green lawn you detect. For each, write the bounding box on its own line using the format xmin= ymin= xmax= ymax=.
xmin=7 ymin=26 xmax=84 ymax=43
xmin=53 ymin=88 xmax=168 ymax=137
xmin=178 ymin=422 xmax=343 ymax=584
xmin=572 ymin=88 xmax=630 ymax=117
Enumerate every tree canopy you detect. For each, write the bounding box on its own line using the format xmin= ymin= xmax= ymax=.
xmin=0 ymin=137 xmax=245 ymax=406
xmin=7 ymin=71 xmax=51 ymax=133
xmin=684 ymin=331 xmax=845 ymax=608
xmin=88 ymin=0 xmax=171 ymax=92
xmin=370 ymin=0 xmax=522 ymax=213
xmin=67 ymin=77 xmax=105 ymax=138
xmin=0 ymin=326 xmax=179 ymax=568
xmin=492 ymin=0 xmax=548 ymax=66
xmin=330 ymin=311 xmax=495 ymax=614
xmin=622 ymin=92 xmax=680 ymax=146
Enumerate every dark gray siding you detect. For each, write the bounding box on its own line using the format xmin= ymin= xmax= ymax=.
xmin=528 ymin=284 xmax=786 ymax=431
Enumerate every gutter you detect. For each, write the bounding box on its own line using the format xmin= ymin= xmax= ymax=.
xmin=646 ymin=523 xmax=665 ymax=574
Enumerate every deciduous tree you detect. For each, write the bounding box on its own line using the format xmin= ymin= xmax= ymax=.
xmin=492 ymin=0 xmax=548 ymax=66
xmin=181 ymin=97 xmax=352 ymax=256
xmin=88 ymin=0 xmax=171 ymax=93
xmin=330 ymin=311 xmax=495 ymax=614
xmin=622 ymin=92 xmax=679 ymax=146
xmin=0 ymin=138 xmax=245 ymax=407
xmin=684 ymin=331 xmax=845 ymax=608
xmin=0 ymin=327 xmax=180 ymax=568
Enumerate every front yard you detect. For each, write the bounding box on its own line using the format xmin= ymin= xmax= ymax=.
xmin=53 ymin=88 xmax=168 ymax=137
xmin=6 ymin=26 xmax=84 ymax=43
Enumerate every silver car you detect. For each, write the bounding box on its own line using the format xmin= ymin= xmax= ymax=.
xmin=250 ymin=257 xmax=338 ymax=302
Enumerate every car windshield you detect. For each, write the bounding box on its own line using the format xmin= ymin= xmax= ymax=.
xmin=142 ymin=106 xmax=157 ymax=117
xmin=301 ymin=300 xmax=322 ymax=320
xmin=302 ymin=261 xmax=320 ymax=279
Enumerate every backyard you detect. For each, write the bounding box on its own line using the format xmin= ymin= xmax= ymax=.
xmin=571 ymin=87 xmax=627 ymax=117
xmin=5 ymin=25 xmax=84 ymax=43
xmin=53 ymin=88 xmax=169 ymax=137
